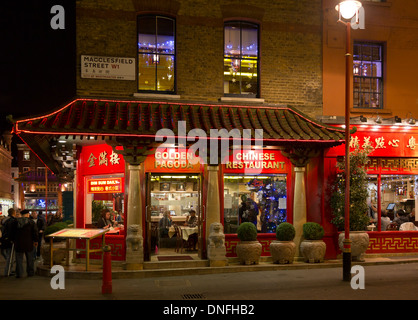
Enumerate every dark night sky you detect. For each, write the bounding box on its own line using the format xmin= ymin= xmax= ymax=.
xmin=0 ymin=0 xmax=76 ymax=127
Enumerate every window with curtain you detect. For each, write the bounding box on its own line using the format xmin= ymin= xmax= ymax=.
xmin=137 ymin=16 xmax=175 ymax=93
xmin=224 ymin=21 xmax=259 ymax=97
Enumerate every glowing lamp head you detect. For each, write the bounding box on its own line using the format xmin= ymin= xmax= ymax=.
xmin=336 ymin=0 xmax=362 ymax=20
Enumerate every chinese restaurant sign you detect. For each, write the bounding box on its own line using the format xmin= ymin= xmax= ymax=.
xmin=79 ymin=144 xmax=125 ymax=176
xmin=144 ymin=148 xmax=202 ymax=173
xmin=87 ymin=178 xmax=123 ymax=194
xmin=327 ymin=127 xmax=418 ymax=158
xmin=224 ymin=149 xmax=289 ymax=174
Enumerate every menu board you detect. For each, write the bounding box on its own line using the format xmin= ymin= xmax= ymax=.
xmin=47 ymin=228 xmax=108 ymax=239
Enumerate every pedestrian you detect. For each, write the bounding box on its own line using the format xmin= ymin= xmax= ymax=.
xmin=30 ymin=210 xmax=46 ymax=260
xmin=1 ymin=208 xmax=17 ymax=276
xmin=13 ymin=209 xmax=38 ymax=278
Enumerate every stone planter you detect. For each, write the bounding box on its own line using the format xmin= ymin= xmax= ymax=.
xmin=338 ymin=231 xmax=369 ymax=262
xmin=41 ymin=242 xmax=67 ymax=266
xmin=236 ymin=241 xmax=262 ymax=265
xmin=270 ymin=241 xmax=296 ymax=264
xmin=300 ymin=240 xmax=326 ymax=263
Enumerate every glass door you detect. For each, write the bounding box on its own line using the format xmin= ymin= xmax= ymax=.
xmin=147 ymin=173 xmax=201 ymax=259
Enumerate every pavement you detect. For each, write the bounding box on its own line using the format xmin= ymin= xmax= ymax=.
xmin=0 ymin=255 xmax=418 ymax=307
xmin=1 ymin=254 xmax=418 ymax=320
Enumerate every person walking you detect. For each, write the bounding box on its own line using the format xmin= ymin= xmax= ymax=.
xmin=1 ymin=208 xmax=17 ymax=276
xmin=31 ymin=211 xmax=46 ymax=260
xmin=13 ymin=209 xmax=38 ymax=278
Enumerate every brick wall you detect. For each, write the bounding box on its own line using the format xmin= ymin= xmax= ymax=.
xmin=76 ymin=0 xmax=323 ymax=118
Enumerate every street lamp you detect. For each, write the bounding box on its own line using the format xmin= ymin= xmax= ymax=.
xmin=335 ymin=0 xmax=362 ymax=282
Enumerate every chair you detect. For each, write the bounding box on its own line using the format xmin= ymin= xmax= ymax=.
xmin=188 ymin=233 xmax=198 ymax=251
xmin=399 ymin=222 xmax=417 ymax=231
xmin=174 ymin=225 xmax=190 ymax=253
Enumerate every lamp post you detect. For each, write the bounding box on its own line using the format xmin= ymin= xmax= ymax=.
xmin=335 ymin=0 xmax=362 ymax=282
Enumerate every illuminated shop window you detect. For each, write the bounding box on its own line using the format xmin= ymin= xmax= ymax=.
xmin=224 ymin=21 xmax=259 ymax=97
xmin=366 ymin=174 xmax=417 ymax=231
xmin=137 ymin=15 xmax=175 ymax=93
xmin=223 ymin=175 xmax=287 ymax=234
xmin=353 ymin=42 xmax=384 ymax=109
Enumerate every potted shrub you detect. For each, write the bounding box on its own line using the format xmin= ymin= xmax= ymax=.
xmin=236 ymin=222 xmax=262 ymax=265
xmin=329 ymin=146 xmax=372 ymax=262
xmin=300 ymin=222 xmax=326 ymax=263
xmin=270 ymin=222 xmax=296 ymax=264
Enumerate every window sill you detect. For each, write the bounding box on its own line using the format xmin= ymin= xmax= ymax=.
xmin=219 ymin=97 xmax=265 ymax=104
xmin=363 ymin=1 xmax=392 ymax=8
xmin=133 ymin=93 xmax=181 ymax=100
xmin=351 ymin=108 xmax=392 ymax=115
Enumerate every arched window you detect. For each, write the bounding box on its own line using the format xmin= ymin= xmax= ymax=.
xmin=224 ymin=21 xmax=259 ymax=97
xmin=137 ymin=15 xmax=175 ymax=93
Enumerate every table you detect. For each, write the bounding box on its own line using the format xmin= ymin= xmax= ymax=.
xmin=367 ymin=224 xmax=376 ymax=231
xmin=46 ymin=228 xmax=109 ymax=271
xmin=180 ymin=226 xmax=198 ymax=241
xmin=168 ymin=226 xmax=176 ymax=238
xmin=167 ymin=226 xmax=198 ymax=241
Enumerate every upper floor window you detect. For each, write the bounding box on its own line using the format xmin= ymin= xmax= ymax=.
xmin=224 ymin=21 xmax=259 ymax=97
xmin=353 ymin=42 xmax=384 ymax=109
xmin=137 ymin=16 xmax=175 ymax=93
xmin=23 ymin=150 xmax=30 ymax=161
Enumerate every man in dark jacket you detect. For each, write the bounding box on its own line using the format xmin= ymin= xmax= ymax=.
xmin=13 ymin=209 xmax=38 ymax=278
xmin=1 ymin=208 xmax=17 ymax=276
xmin=31 ymin=211 xmax=46 ymax=260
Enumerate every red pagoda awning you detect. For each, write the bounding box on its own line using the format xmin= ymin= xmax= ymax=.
xmin=14 ymin=98 xmax=344 ymax=142
xmin=12 ymin=98 xmax=345 ymax=174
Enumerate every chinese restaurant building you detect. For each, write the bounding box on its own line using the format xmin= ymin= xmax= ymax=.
xmin=324 ymin=123 xmax=418 ymax=258
xmin=13 ymin=101 xmax=418 ymax=266
xmin=13 ymin=98 xmax=349 ymax=267
xmin=12 ymin=0 xmax=418 ymax=270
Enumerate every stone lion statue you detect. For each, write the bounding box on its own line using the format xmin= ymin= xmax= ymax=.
xmin=208 ymin=222 xmax=225 ymax=249
xmin=126 ymin=224 xmax=143 ymax=252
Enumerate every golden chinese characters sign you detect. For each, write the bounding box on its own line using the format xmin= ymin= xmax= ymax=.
xmin=79 ymin=144 xmax=125 ymax=176
xmin=327 ymin=127 xmax=418 ymax=158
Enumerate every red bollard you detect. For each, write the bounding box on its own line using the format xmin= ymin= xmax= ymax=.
xmin=102 ymin=245 xmax=112 ymax=294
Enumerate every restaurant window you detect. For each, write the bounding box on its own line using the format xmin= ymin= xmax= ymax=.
xmin=353 ymin=42 xmax=384 ymax=109
xmin=86 ymin=174 xmax=125 ymax=230
xmin=137 ymin=15 xmax=175 ymax=93
xmin=223 ymin=175 xmax=287 ymax=234
xmin=224 ymin=21 xmax=259 ymax=97
xmin=380 ymin=175 xmax=417 ymax=229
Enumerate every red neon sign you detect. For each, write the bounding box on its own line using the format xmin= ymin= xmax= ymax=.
xmin=87 ymin=178 xmax=123 ymax=194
